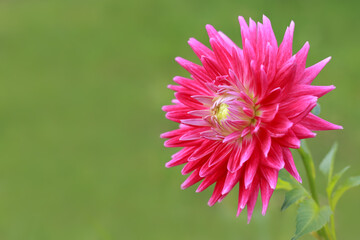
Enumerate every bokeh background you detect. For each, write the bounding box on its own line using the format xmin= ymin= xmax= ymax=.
xmin=0 ymin=0 xmax=358 ymax=239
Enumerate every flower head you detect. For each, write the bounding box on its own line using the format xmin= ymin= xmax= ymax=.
xmin=161 ymin=15 xmax=342 ymax=222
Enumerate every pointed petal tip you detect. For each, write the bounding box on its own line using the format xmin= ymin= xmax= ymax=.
xmin=290 ymin=20 xmax=295 ymax=29
xmin=247 ymin=214 xmax=253 ymax=224
xmin=298 ymin=177 xmax=303 ymax=183
xmin=238 ymin=16 xmax=245 ymax=22
xmin=269 ymin=183 xmax=276 ymax=190
xmin=221 ymin=187 xmax=231 ymax=195
xmin=187 ymin=37 xmax=196 ymax=43
xmin=331 ymin=124 xmax=343 ymax=130
xmin=261 ymin=206 xmax=267 ymax=216
xmin=205 ymin=24 xmax=215 ymax=32
xmin=236 ymin=207 xmax=243 ymax=217
xmin=161 ymin=105 xmax=167 ymax=112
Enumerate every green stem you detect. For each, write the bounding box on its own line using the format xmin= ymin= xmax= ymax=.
xmin=330 ymin=215 xmax=336 ymax=240
xmin=298 ymin=142 xmax=333 ymax=240
xmin=328 ymin=198 xmax=337 ymax=240
xmin=298 ymin=145 xmax=319 ymax=204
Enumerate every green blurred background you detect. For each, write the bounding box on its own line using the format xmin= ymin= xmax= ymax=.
xmin=0 ymin=0 xmax=358 ymax=239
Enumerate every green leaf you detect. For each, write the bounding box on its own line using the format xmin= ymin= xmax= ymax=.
xmin=276 ymin=178 xmax=293 ymax=191
xmin=292 ymin=199 xmax=332 ymax=240
xmin=319 ymin=142 xmax=338 ymax=182
xmin=332 ymin=176 xmax=360 ymax=209
xmin=281 ymin=188 xmax=308 ymax=211
xmin=326 ymin=166 xmax=350 ymax=198
xmin=311 ymin=103 xmax=321 ymax=116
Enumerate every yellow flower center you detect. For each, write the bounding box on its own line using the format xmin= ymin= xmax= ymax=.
xmin=215 ymin=103 xmax=229 ymax=121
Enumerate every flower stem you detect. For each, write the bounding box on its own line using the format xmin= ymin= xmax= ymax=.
xmin=298 ymin=143 xmax=319 ymax=204
xmin=298 ymin=141 xmax=333 ymax=240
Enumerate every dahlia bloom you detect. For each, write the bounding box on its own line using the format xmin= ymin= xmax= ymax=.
xmin=161 ymin=15 xmax=342 ymax=222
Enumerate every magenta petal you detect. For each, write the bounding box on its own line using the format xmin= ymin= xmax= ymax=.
xmin=257 ymin=129 xmax=271 ymax=157
xmin=302 ymin=113 xmax=343 ymax=131
xmin=239 ymin=137 xmax=256 ymax=166
xmin=196 ymin=169 xmax=224 ymax=192
xmin=244 ymin=152 xmax=260 ymax=189
xmin=208 ymin=177 xmax=226 ymax=206
xmin=263 ymin=143 xmax=285 ymax=170
xmin=260 ymin=167 xmax=278 ymax=189
xmin=223 ymin=131 xmax=242 ymax=143
xmin=292 ymin=124 xmax=316 ymax=139
xmin=283 ymin=147 xmax=302 ymax=183
xmin=222 ymin=170 xmax=241 ymax=195
xmin=275 ymin=129 xmax=301 ymax=149
xmin=188 ymin=37 xmax=215 ymax=60
xmin=246 ymin=179 xmax=260 ymax=223
xmin=181 ymin=169 xmax=203 ymax=189
xmin=208 ymin=144 xmax=233 ymax=167
xmin=265 ymin=114 xmax=293 ymax=134
xmin=294 ymin=41 xmax=310 ymax=82
xmin=260 ymin=104 xmax=279 ymax=122
xmin=260 ymin=178 xmax=274 ymax=215
xmin=181 ymin=118 xmax=211 ymax=127
xmin=291 ymin=85 xmax=336 ymax=98
xmin=300 ymin=57 xmax=331 ymax=84
xmin=277 ymin=21 xmax=294 ymax=67
xmin=227 ymin=144 xmax=243 ymax=173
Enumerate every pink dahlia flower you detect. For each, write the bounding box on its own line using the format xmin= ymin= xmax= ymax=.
xmin=161 ymin=15 xmax=342 ymax=222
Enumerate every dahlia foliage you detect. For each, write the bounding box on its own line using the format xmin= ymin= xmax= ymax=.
xmin=161 ymin=15 xmax=342 ymax=222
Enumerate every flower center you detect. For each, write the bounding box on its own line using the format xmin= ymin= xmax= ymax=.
xmin=214 ymin=103 xmax=229 ymax=121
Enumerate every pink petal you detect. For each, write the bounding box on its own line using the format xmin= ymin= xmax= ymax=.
xmin=188 ymin=37 xmax=215 ymax=60
xmin=290 ymin=85 xmax=336 ymax=98
xmin=181 ymin=118 xmax=210 ymax=127
xmin=208 ymin=177 xmax=226 ymax=206
xmin=259 ymin=104 xmax=279 ymax=122
xmin=246 ymin=178 xmax=260 ymax=223
xmin=277 ymin=21 xmax=294 ymax=67
xmin=181 ymin=169 xmax=203 ymax=189
xmin=257 ymin=129 xmax=271 ymax=157
xmin=292 ymin=124 xmax=316 ymax=139
xmin=208 ymin=144 xmax=233 ymax=167
xmin=294 ymin=41 xmax=310 ymax=82
xmin=275 ymin=129 xmax=301 ymax=149
xmin=260 ymin=177 xmax=274 ymax=215
xmin=244 ymin=151 xmax=260 ymax=189
xmin=165 ymin=147 xmax=195 ymax=168
xmin=239 ymin=137 xmax=256 ymax=166
xmin=260 ymin=167 xmax=278 ymax=189
xmin=196 ymin=169 xmax=225 ymax=192
xmin=300 ymin=57 xmax=331 ymax=84
xmin=262 ymin=143 xmax=285 ymax=169
xmin=301 ymin=113 xmax=343 ymax=131
xmin=227 ymin=144 xmax=243 ymax=173
xmin=222 ymin=170 xmax=242 ymax=195
xmin=283 ymin=147 xmax=302 ymax=182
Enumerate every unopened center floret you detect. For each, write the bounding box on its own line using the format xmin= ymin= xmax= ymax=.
xmin=214 ymin=103 xmax=229 ymax=121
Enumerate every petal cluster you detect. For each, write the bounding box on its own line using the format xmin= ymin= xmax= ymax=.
xmin=161 ymin=15 xmax=342 ymax=222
